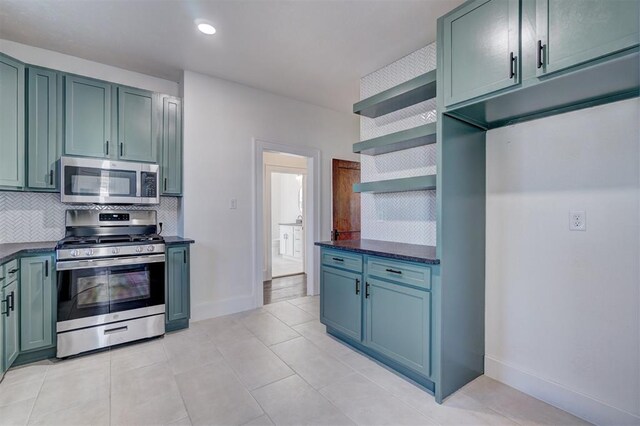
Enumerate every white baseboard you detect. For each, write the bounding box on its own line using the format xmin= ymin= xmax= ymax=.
xmin=190 ymin=294 xmax=256 ymax=321
xmin=485 ymin=356 xmax=640 ymax=426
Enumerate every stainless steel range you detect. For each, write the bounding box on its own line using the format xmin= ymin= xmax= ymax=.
xmin=56 ymin=210 xmax=165 ymax=358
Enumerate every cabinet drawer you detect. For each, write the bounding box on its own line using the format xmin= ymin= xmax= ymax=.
xmin=366 ymin=257 xmax=430 ymax=290
xmin=4 ymin=259 xmax=19 ymax=286
xmin=321 ymin=249 xmax=362 ymax=273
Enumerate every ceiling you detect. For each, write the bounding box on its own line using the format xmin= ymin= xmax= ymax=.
xmin=0 ymin=0 xmax=463 ymax=113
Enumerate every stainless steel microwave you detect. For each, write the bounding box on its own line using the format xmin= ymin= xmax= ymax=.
xmin=60 ymin=156 xmax=160 ymax=205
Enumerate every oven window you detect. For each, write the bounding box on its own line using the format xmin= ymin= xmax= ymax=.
xmin=64 ymin=166 xmax=137 ymax=197
xmin=57 ymin=262 xmax=165 ymax=323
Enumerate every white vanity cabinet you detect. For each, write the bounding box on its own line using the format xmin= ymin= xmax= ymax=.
xmin=279 ymin=224 xmax=303 ymax=258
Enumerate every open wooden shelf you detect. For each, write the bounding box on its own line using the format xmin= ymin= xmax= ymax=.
xmin=353 ymin=70 xmax=437 ymax=118
xmin=353 ymin=175 xmax=436 ymax=193
xmin=353 ymin=122 xmax=437 ymax=155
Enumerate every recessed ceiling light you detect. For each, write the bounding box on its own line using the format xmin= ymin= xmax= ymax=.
xmin=196 ymin=21 xmax=216 ymax=35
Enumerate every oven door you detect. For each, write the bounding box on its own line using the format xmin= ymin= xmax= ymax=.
xmin=60 ymin=156 xmax=141 ymax=204
xmin=57 ymin=254 xmax=165 ymax=331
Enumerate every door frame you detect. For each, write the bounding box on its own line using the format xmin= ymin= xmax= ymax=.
xmin=252 ymin=138 xmax=321 ymax=308
xmin=265 ymin=165 xmax=308 ymax=281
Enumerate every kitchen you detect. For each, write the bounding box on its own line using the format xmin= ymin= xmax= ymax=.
xmin=0 ymin=1 xmax=638 ymax=425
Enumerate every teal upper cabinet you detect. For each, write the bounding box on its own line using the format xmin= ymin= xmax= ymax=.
xmin=536 ymin=0 xmax=639 ymax=76
xmin=166 ymin=245 xmax=190 ymax=329
xmin=27 ymin=67 xmax=59 ymax=190
xmin=20 ymin=255 xmax=54 ymax=352
xmin=65 ymin=75 xmax=112 ymax=158
xmin=443 ymin=0 xmax=521 ymax=106
xmin=161 ymin=96 xmax=183 ymax=195
xmin=118 ymin=87 xmax=157 ymax=162
xmin=320 ymin=266 xmax=362 ymax=341
xmin=364 ymin=277 xmax=431 ymax=377
xmin=0 ymin=54 xmax=25 ymax=189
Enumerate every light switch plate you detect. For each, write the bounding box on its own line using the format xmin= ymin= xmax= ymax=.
xmin=570 ymin=210 xmax=586 ymax=231
xmin=230 ymin=199 xmax=237 ymax=209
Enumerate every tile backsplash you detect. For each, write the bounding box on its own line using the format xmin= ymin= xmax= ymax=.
xmin=359 ymin=43 xmax=437 ymax=246
xmin=0 ymin=192 xmax=180 ymax=243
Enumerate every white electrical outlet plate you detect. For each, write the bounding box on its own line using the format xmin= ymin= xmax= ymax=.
xmin=570 ymin=210 xmax=586 ymax=231
xmin=230 ymin=199 xmax=237 ymax=209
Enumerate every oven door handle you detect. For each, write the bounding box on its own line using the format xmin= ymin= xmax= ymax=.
xmin=56 ymin=254 xmax=166 ymax=271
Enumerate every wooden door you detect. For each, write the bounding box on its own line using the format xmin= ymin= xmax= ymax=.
xmin=332 ymin=159 xmax=360 ymax=241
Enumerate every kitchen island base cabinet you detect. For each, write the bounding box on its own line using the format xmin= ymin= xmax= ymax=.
xmin=320 ymin=266 xmax=362 ymax=341
xmin=166 ymin=244 xmax=190 ymax=332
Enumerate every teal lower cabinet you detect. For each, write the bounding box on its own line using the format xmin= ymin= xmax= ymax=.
xmin=166 ymin=244 xmax=190 ymax=332
xmin=320 ymin=266 xmax=362 ymax=341
xmin=2 ymin=278 xmax=20 ymax=369
xmin=20 ymin=255 xmax=55 ymax=352
xmin=320 ymin=248 xmax=437 ymax=396
xmin=365 ymin=277 xmax=431 ymax=378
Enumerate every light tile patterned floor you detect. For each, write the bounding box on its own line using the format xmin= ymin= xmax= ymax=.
xmin=0 ymin=296 xmax=590 ymax=426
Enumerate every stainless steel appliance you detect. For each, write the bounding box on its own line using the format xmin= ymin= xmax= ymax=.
xmin=56 ymin=210 xmax=165 ymax=357
xmin=60 ymin=156 xmax=160 ymax=205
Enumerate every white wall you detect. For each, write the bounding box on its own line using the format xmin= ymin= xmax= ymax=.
xmin=0 ymin=39 xmax=179 ymax=96
xmin=183 ymin=70 xmax=358 ymax=320
xmin=485 ymin=98 xmax=640 ymax=425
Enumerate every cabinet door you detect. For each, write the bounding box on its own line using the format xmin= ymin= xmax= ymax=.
xmin=0 ymin=54 xmax=25 ymax=188
xmin=443 ymin=0 xmax=520 ymax=106
xmin=3 ymin=280 xmax=19 ymax=368
xmin=365 ymin=278 xmax=430 ymax=377
xmin=166 ymin=245 xmax=190 ymax=323
xmin=65 ymin=75 xmax=111 ymax=158
xmin=118 ymin=87 xmax=157 ymax=162
xmin=27 ymin=67 xmax=59 ymax=190
xmin=20 ymin=255 xmax=54 ymax=352
xmin=0 ymin=273 xmax=4 ymax=376
xmin=320 ymin=266 xmax=362 ymax=340
xmin=161 ymin=96 xmax=182 ymax=195
xmin=536 ymin=0 xmax=639 ymax=76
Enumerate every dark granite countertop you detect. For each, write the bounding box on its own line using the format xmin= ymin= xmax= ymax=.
xmin=0 ymin=241 xmax=58 ymax=265
xmin=315 ymin=239 xmax=439 ymax=265
xmin=163 ymin=236 xmax=195 ymax=245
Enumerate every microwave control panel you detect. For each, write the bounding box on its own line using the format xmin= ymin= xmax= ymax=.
xmin=141 ymin=172 xmax=158 ymax=198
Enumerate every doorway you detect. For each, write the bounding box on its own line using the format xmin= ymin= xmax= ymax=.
xmin=263 ymin=153 xmax=308 ymax=304
xmin=253 ymin=139 xmax=320 ymax=308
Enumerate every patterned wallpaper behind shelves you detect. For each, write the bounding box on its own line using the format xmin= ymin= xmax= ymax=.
xmin=0 ymin=192 xmax=180 ymax=243
xmin=359 ymin=43 xmax=437 ymax=246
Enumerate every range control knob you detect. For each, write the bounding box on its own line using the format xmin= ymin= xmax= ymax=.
xmin=71 ymin=249 xmax=80 ymax=257
xmin=147 ymin=245 xmax=155 ymax=252
xmin=135 ymin=246 xmax=143 ymax=253
xmin=85 ymin=248 xmax=94 ymax=256
xmin=112 ymin=247 xmax=120 ymax=255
